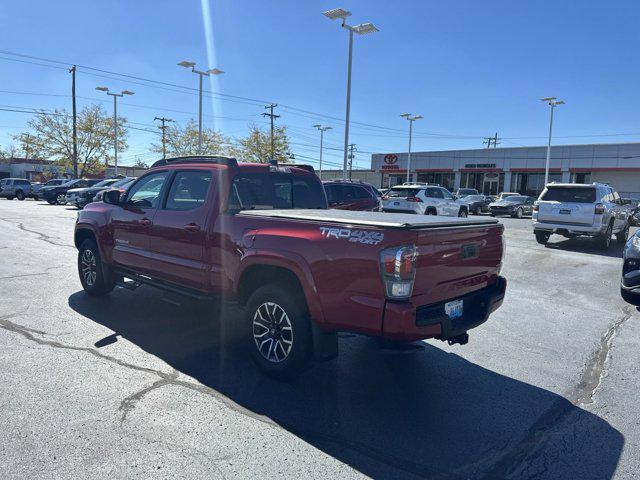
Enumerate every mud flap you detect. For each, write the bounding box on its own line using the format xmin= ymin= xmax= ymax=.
xmin=311 ymin=321 xmax=338 ymax=361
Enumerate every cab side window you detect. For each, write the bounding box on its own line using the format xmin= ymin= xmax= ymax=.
xmin=164 ymin=171 xmax=212 ymax=211
xmin=441 ymin=188 xmax=454 ymax=200
xmin=126 ymin=171 xmax=169 ymax=208
xmin=426 ymin=187 xmax=444 ymax=199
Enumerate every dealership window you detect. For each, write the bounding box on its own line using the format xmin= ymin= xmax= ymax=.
xmin=571 ymin=172 xmax=591 ymax=184
xmin=384 ymin=174 xmax=412 ymax=188
xmin=416 ymin=172 xmax=455 ymax=190
xmin=460 ymin=172 xmax=504 ymax=195
xmin=510 ymin=172 xmax=562 ymax=197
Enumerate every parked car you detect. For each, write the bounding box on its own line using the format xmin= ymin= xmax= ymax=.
xmin=66 ymin=177 xmax=124 ymax=208
xmin=463 ymin=194 xmax=492 ymax=215
xmin=41 ymin=178 xmax=101 ymax=205
xmin=381 ymin=185 xmax=469 ymax=217
xmin=489 ymin=195 xmax=535 ymax=218
xmin=454 ymin=188 xmax=479 ymax=199
xmin=74 ymin=156 xmax=506 ymax=377
xmin=91 ymin=177 xmax=137 ymax=204
xmin=621 ymin=230 xmax=640 ymax=305
xmin=532 ymin=183 xmax=631 ymax=249
xmin=621 ymin=198 xmax=640 ymax=225
xmin=31 ymin=178 xmax=67 ymax=200
xmin=0 ymin=178 xmax=32 ymax=200
xmin=323 ymin=180 xmax=379 ymax=211
xmin=377 ymin=188 xmax=390 ymax=197
xmin=496 ymin=192 xmax=520 ymax=201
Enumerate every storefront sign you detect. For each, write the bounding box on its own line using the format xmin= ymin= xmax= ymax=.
xmin=464 ymin=163 xmax=496 ymax=169
xmin=381 ymin=165 xmax=400 ymax=170
xmin=384 ymin=154 xmax=398 ymax=165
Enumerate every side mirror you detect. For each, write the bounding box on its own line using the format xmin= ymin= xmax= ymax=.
xmin=103 ymin=189 xmax=122 ymax=205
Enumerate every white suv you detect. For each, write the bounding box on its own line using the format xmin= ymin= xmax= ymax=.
xmin=533 ymin=182 xmax=632 ymax=249
xmin=381 ymin=185 xmax=468 ymax=217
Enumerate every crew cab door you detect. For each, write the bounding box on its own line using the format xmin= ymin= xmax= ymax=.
xmin=146 ymin=169 xmax=214 ymax=290
xmin=110 ymin=171 xmax=169 ymax=272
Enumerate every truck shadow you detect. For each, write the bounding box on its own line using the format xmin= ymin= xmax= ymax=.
xmin=68 ymin=289 xmax=623 ymax=479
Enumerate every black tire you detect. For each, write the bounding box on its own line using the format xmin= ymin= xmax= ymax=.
xmin=595 ymin=222 xmax=614 ymax=250
xmin=458 ymin=208 xmax=468 ymax=218
xmin=246 ymin=283 xmax=312 ymax=378
xmin=616 ymin=223 xmax=630 ymax=243
xmin=535 ymin=231 xmax=550 ymax=244
xmin=47 ymin=199 xmax=56 ymax=205
xmin=55 ymin=193 xmax=67 ymax=205
xmin=513 ymin=207 xmax=523 ymax=219
xmin=426 ymin=208 xmax=437 ymax=216
xmin=621 ymin=287 xmax=640 ymax=306
xmin=475 ymin=206 xmax=481 ymax=215
xmin=16 ymin=190 xmax=25 ymax=201
xmin=78 ymin=239 xmax=116 ymax=295
xmin=33 ymin=196 xmax=39 ymax=201
xmin=6 ymin=196 xmax=14 ymax=200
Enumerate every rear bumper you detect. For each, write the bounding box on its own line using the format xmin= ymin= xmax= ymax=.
xmin=381 ymin=276 xmax=507 ymax=342
xmin=533 ymin=220 xmax=605 ymax=236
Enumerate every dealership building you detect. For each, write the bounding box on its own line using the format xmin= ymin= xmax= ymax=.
xmin=370 ymin=142 xmax=640 ymax=198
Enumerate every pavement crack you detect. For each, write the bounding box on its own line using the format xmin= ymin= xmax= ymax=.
xmin=0 ymin=316 xmax=276 ymax=429
xmin=0 ymin=265 xmax=65 ymax=281
xmin=0 ymin=218 xmax=74 ymax=249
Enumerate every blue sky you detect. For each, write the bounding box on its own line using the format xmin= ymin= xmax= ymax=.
xmin=1 ymin=0 xmax=639 ymax=169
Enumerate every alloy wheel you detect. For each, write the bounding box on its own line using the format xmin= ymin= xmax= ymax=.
xmin=80 ymin=249 xmax=97 ymax=286
xmin=252 ymin=302 xmax=293 ymax=363
xmin=56 ymin=193 xmax=67 ymax=205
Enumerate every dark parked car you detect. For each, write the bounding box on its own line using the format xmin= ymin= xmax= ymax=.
xmin=489 ymin=195 xmax=535 ymax=218
xmin=323 ymin=180 xmax=379 ymax=211
xmin=41 ymin=178 xmax=101 ymax=205
xmin=454 ymin=188 xmax=479 ymax=199
xmin=463 ymin=194 xmax=492 ymax=215
xmin=31 ymin=178 xmax=67 ymax=200
xmin=91 ymin=177 xmax=137 ymax=204
xmin=621 ymin=198 xmax=640 ymax=225
xmin=71 ymin=177 xmax=136 ymax=208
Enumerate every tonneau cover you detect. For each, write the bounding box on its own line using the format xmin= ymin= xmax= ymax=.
xmin=237 ymin=209 xmax=499 ymax=229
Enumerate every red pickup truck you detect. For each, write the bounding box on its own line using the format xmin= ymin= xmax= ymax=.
xmin=74 ymin=156 xmax=506 ymax=377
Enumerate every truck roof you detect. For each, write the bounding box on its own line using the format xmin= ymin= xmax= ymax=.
xmin=149 ymin=156 xmax=316 ymax=176
xmin=238 ymin=209 xmax=499 ymax=229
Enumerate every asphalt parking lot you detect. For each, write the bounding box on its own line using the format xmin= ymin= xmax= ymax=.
xmin=1 ymin=199 xmax=638 ymax=479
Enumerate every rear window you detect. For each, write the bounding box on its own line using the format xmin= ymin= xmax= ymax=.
xmin=228 ymin=173 xmax=326 ymax=211
xmin=387 ymin=187 xmax=422 ymax=198
xmin=541 ymin=187 xmax=596 ymax=203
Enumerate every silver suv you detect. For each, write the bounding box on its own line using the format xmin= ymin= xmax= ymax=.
xmin=0 ymin=178 xmax=32 ymax=201
xmin=533 ymin=182 xmax=631 ymax=249
xmin=381 ymin=184 xmax=469 ymax=217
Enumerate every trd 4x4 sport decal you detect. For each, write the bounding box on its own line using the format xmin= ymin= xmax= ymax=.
xmin=319 ymin=227 xmax=384 ymax=245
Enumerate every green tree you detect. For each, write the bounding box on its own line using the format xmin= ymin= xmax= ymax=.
xmin=14 ymin=104 xmax=128 ymax=177
xmin=233 ymin=125 xmax=291 ymax=163
xmin=151 ymin=119 xmax=231 ymax=157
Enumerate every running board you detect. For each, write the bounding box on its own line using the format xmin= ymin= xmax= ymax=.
xmin=113 ymin=268 xmax=211 ymax=301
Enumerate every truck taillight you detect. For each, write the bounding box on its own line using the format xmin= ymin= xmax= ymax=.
xmin=595 ymin=203 xmax=605 ymax=214
xmin=380 ymin=245 xmax=417 ymax=299
xmin=406 ymin=196 xmax=422 ymax=202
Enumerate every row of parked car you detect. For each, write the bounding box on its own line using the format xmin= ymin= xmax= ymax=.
xmin=0 ymin=176 xmax=136 ymax=208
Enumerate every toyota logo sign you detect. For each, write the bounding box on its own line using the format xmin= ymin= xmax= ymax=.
xmin=384 ymin=154 xmax=398 ymax=165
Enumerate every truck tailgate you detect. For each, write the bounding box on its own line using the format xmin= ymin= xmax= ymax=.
xmin=411 ymin=223 xmax=504 ymax=305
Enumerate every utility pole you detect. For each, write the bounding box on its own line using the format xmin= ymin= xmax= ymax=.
xmin=69 ymin=65 xmax=78 ymax=178
xmin=347 ymin=143 xmax=357 ymax=180
xmin=483 ymin=132 xmax=501 ymax=148
xmin=262 ymin=104 xmax=280 ymax=161
xmin=154 ymin=117 xmax=174 ymax=159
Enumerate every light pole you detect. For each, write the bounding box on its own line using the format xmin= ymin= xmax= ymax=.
xmin=540 ymin=97 xmax=565 ymax=186
xmin=323 ymin=8 xmax=379 ymax=180
xmin=313 ymin=125 xmax=332 ymax=179
xmin=95 ymin=86 xmax=134 ymax=176
xmin=400 ymin=113 xmax=423 ymax=184
xmin=178 ymin=61 xmax=224 ymax=154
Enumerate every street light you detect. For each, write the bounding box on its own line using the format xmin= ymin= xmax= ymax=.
xmin=313 ymin=124 xmax=332 ymax=179
xmin=400 ymin=113 xmax=423 ymax=184
xmin=178 ymin=60 xmax=224 ymax=154
xmin=540 ymin=97 xmax=565 ymax=186
xmin=95 ymin=86 xmax=134 ymax=176
xmin=323 ymin=7 xmax=379 ymax=180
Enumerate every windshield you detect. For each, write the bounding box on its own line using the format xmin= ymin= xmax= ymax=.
xmin=111 ymin=177 xmax=136 ymax=188
xmin=541 ymin=187 xmax=596 ymax=203
xmin=228 ymin=173 xmax=326 ymax=211
xmin=92 ymin=178 xmax=119 ymax=188
xmin=387 ymin=187 xmax=422 ymax=198
xmin=504 ymin=196 xmax=528 ymax=202
xmin=458 ymin=189 xmax=476 ymax=195
xmin=465 ymin=195 xmax=484 ymax=201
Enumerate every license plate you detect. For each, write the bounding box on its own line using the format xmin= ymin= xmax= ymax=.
xmin=559 ymin=209 xmax=571 ymax=214
xmin=394 ymin=201 xmax=400 ymax=206
xmin=445 ymin=299 xmax=463 ymax=319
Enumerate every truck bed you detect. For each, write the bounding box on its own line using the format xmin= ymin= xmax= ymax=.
xmin=238 ymin=209 xmax=499 ymax=229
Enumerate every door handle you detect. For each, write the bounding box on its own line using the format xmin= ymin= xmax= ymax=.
xmin=183 ymin=223 xmax=201 ymax=232
xmin=138 ymin=218 xmax=151 ymax=226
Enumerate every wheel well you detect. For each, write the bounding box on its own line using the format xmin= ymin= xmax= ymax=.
xmin=426 ymin=207 xmax=437 ymax=214
xmin=237 ymin=264 xmax=306 ymax=308
xmin=74 ymin=228 xmax=97 ymax=250
xmin=459 ymin=205 xmax=468 ymax=212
